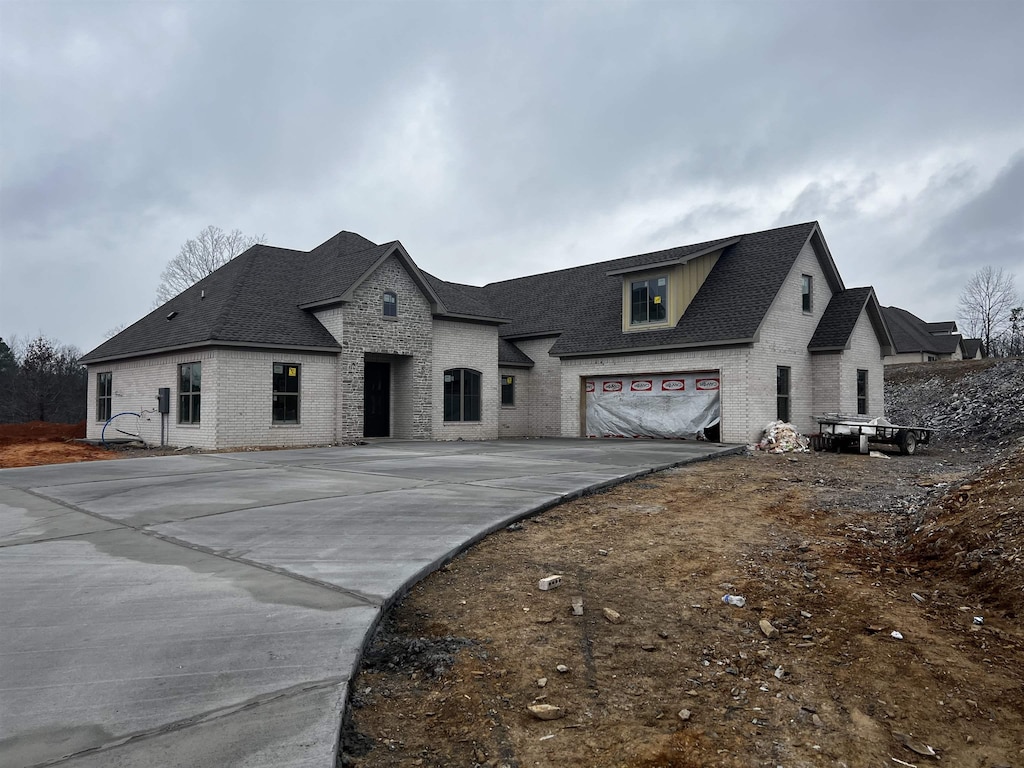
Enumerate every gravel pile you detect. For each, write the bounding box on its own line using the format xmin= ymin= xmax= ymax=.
xmin=885 ymin=358 xmax=1024 ymax=444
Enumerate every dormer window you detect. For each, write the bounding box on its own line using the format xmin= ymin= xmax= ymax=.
xmin=630 ymin=277 xmax=668 ymax=325
xmin=383 ymin=291 xmax=397 ymax=317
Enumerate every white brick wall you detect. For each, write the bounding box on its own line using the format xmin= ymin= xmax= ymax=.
xmin=497 ymin=367 xmax=530 ymax=437
xmin=432 ymin=320 xmax=499 ymax=440
xmin=559 ymin=347 xmax=753 ymax=442
xmin=86 ymin=348 xmax=339 ymax=450
xmin=839 ymin=310 xmax=885 ymax=418
xmin=85 ymin=350 xmax=219 ymax=449
xmin=212 ymin=349 xmax=337 ymax=449
xmin=746 ymin=240 xmax=833 ymax=438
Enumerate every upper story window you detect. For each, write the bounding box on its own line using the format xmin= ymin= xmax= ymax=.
xmin=444 ymin=368 xmax=481 ymax=422
xmin=178 ymin=362 xmax=201 ymax=424
xmin=801 ymin=275 xmax=813 ymax=313
xmin=630 ymin=276 xmax=668 ymax=325
xmin=273 ymin=363 xmax=300 ymax=423
xmin=383 ymin=291 xmax=397 ymax=317
xmin=96 ymin=372 xmax=112 ymax=421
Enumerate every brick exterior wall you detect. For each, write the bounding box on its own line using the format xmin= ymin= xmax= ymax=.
xmin=497 ymin=367 xmax=530 ymax=437
xmin=558 ymin=347 xmax=753 ymax=443
xmin=745 ymin=239 xmax=832 ymax=438
xmin=811 ymin=352 xmax=842 ymax=417
xmin=320 ymin=255 xmax=433 ymax=442
xmin=838 ymin=310 xmax=885 ymax=417
xmin=211 ymin=349 xmax=337 ymax=449
xmin=432 ymin=320 xmax=499 ymax=440
xmin=85 ymin=348 xmax=339 ymax=450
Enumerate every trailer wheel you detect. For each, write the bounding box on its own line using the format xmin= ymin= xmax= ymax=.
xmin=899 ymin=430 xmax=918 ymax=456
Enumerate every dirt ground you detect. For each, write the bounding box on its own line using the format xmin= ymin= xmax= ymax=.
xmin=346 ymin=442 xmax=1024 ymax=768
xmin=0 ymin=421 xmax=118 ymax=468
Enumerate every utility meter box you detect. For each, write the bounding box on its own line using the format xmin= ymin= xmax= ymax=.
xmin=157 ymin=387 xmax=170 ymax=414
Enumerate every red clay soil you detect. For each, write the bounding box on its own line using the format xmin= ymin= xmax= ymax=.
xmin=0 ymin=421 xmax=117 ymax=468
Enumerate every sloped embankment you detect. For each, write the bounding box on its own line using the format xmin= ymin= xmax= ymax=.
xmin=885 ymin=357 xmax=1024 ymax=444
xmin=908 ymin=446 xmax=1024 ymax=613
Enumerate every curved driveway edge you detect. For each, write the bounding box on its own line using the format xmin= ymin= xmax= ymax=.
xmin=0 ymin=439 xmax=739 ymax=767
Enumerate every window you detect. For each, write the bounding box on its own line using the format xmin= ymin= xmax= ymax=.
xmin=857 ymin=369 xmax=868 ymax=415
xmin=383 ymin=291 xmax=397 ymax=317
xmin=630 ymin=276 xmax=668 ymax=325
xmin=273 ymin=363 xmax=300 ymax=423
xmin=96 ymin=372 xmax=112 ymax=422
xmin=501 ymin=375 xmax=515 ymax=406
xmin=801 ymin=275 xmax=813 ymax=313
xmin=178 ymin=362 xmax=201 ymax=424
xmin=444 ymin=368 xmax=481 ymax=421
xmin=776 ymin=366 xmax=791 ymax=423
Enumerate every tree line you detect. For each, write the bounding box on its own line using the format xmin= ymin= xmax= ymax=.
xmin=0 ymin=335 xmax=87 ymax=424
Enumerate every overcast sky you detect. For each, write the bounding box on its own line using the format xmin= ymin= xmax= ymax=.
xmin=1 ymin=0 xmax=1022 ymax=356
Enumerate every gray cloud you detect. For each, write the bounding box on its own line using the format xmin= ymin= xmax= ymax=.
xmin=1 ymin=0 xmax=1022 ymax=352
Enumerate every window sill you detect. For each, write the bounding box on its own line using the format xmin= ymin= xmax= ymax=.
xmin=382 ymin=315 xmax=398 ymax=322
xmin=177 ymin=424 xmax=202 ymax=429
xmin=271 ymin=423 xmax=302 ymax=428
xmin=626 ymin=322 xmax=671 ymax=332
xmin=501 ymin=405 xmax=516 ymax=410
xmin=443 ymin=421 xmax=482 ymax=424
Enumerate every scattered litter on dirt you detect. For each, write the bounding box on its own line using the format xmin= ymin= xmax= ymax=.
xmin=347 ymin=443 xmax=1024 ymax=767
xmin=757 ymin=420 xmax=810 ymax=453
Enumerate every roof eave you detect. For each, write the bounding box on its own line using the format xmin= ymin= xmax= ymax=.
xmin=554 ymin=337 xmax=756 ymax=359
xmin=80 ymin=339 xmax=342 ymax=365
xmin=435 ymin=312 xmax=510 ymax=325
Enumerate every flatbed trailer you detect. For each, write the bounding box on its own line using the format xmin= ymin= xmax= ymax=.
xmin=815 ymin=415 xmax=933 ymax=455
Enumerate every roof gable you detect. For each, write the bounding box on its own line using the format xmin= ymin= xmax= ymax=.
xmin=808 ymin=287 xmax=892 ymax=354
xmin=479 ymin=222 xmax=822 ymax=356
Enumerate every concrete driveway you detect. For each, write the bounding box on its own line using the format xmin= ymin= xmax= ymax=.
xmin=0 ymin=438 xmax=738 ymax=767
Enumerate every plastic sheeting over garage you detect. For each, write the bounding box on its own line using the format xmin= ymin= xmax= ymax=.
xmin=584 ymin=372 xmax=720 ymax=439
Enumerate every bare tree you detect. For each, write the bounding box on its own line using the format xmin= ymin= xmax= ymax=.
xmin=103 ymin=323 xmax=128 ymax=339
xmin=957 ymin=266 xmax=1019 ymax=357
xmin=154 ymin=225 xmax=265 ymax=306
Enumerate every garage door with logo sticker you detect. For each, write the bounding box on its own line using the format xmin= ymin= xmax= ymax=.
xmin=584 ymin=372 xmax=720 ymax=439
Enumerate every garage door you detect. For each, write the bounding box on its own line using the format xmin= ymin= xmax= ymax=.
xmin=584 ymin=372 xmax=720 ymax=439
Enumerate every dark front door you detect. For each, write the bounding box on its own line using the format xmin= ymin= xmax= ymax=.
xmin=363 ymin=362 xmax=391 ymax=437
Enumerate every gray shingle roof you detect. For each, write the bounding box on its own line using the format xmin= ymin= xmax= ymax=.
xmin=498 ymin=338 xmax=534 ymax=367
xmin=480 ymin=222 xmax=819 ymax=355
xmin=422 ymin=274 xmax=507 ymax=321
xmin=83 ymin=221 xmax=859 ymax=366
xmin=81 ymin=232 xmax=392 ymax=363
xmin=882 ymin=307 xmax=963 ymax=355
xmin=963 ymin=338 xmax=983 ymax=358
xmin=807 ymin=287 xmax=875 ymax=350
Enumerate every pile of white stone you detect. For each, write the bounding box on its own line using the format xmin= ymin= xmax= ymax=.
xmin=757 ymin=421 xmax=810 ymax=453
xmin=885 ymin=358 xmax=1024 ymax=444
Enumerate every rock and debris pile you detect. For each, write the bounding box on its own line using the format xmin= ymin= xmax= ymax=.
xmin=907 ymin=446 xmax=1024 ymax=613
xmin=885 ymin=358 xmax=1024 ymax=444
xmin=757 ymin=420 xmax=810 ymax=452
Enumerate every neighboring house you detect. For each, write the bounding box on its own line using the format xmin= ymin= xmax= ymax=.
xmin=962 ymin=338 xmax=984 ymax=360
xmin=80 ymin=222 xmax=893 ymax=448
xmin=881 ymin=307 xmax=975 ymax=364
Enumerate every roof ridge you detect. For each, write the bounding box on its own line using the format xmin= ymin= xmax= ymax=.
xmin=481 ymin=234 xmax=745 ymax=289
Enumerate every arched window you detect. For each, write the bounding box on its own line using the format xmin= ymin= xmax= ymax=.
xmin=383 ymin=291 xmax=397 ymax=317
xmin=443 ymin=368 xmax=481 ymax=421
